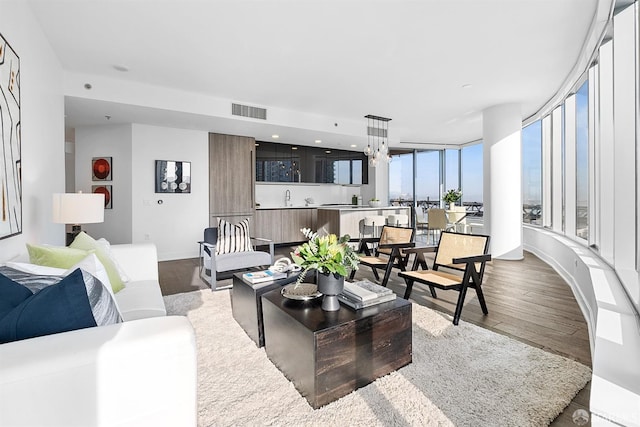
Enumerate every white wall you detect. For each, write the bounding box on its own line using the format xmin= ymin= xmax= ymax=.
xmin=0 ymin=1 xmax=66 ymax=262
xmin=75 ymin=124 xmax=133 ymax=244
xmin=74 ymin=123 xmax=208 ymax=260
xmin=131 ymin=124 xmax=209 ymax=261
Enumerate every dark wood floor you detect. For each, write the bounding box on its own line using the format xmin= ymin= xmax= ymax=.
xmin=158 ymin=248 xmax=592 ymax=426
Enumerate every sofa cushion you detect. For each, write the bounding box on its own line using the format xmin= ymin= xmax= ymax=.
xmin=26 ymin=244 xmax=92 ymax=269
xmin=70 ymin=232 xmax=126 ymax=293
xmin=114 ymin=279 xmax=167 ymax=321
xmin=0 ymin=269 xmax=121 ymax=343
xmin=214 ymin=250 xmax=272 ymax=273
xmin=216 ymin=218 xmax=253 ymax=255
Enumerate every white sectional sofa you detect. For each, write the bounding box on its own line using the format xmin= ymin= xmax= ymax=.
xmin=0 ymin=243 xmax=197 ymax=427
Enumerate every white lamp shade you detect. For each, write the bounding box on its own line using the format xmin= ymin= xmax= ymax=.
xmin=52 ymin=193 xmax=105 ymax=224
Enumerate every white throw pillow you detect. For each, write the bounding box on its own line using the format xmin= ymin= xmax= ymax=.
xmin=4 ymin=262 xmax=67 ymax=276
xmin=216 ymin=218 xmax=253 ymax=255
xmin=96 ymin=237 xmax=131 ymax=283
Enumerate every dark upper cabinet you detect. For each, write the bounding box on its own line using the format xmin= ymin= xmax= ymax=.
xmin=255 ymin=141 xmax=368 ymax=184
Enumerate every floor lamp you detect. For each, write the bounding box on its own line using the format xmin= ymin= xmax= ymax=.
xmin=52 ymin=192 xmax=105 ymax=245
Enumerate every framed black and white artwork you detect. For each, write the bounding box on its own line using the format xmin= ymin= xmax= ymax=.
xmin=155 ymin=160 xmax=191 ymax=193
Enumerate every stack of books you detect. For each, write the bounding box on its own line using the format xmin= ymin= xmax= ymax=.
xmin=242 ymin=269 xmax=286 ymax=284
xmin=338 ymin=280 xmax=396 ymax=309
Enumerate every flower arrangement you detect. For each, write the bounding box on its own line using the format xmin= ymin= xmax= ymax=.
xmin=443 ymin=189 xmax=462 ymax=204
xmin=291 ymin=228 xmax=359 ymax=284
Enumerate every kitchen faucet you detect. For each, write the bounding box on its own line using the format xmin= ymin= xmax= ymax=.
xmin=285 ymin=189 xmax=291 ymax=206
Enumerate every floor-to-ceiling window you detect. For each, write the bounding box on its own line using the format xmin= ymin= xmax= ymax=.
xmin=389 ymin=145 xmax=483 ymax=226
xmin=522 ymin=120 xmax=542 ymax=225
xmin=388 ymin=152 xmax=413 ymax=204
xmin=575 ymin=80 xmax=589 ymax=239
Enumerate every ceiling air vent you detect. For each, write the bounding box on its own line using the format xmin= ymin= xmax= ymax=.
xmin=232 ymin=103 xmax=267 ymax=120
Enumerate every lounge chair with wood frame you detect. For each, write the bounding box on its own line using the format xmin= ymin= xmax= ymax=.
xmin=349 ymin=225 xmax=415 ymax=287
xmin=398 ymin=231 xmax=491 ymax=325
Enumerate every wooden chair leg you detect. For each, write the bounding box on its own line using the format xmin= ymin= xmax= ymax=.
xmin=349 ymin=268 xmax=357 ymax=281
xmin=429 ymin=286 xmax=437 ymax=298
xmin=475 ymin=284 xmax=489 ymax=315
xmin=380 ymin=263 xmax=394 ymax=287
xmin=452 ymin=284 xmax=469 ymax=325
xmin=371 ymin=266 xmax=380 ymax=281
xmin=403 ymin=278 xmax=414 ymax=299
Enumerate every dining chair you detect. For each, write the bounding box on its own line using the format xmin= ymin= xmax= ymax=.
xmin=446 ymin=206 xmax=469 ymax=233
xmin=426 ymin=208 xmax=448 ymax=244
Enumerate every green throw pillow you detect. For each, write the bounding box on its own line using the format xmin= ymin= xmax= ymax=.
xmin=26 ymin=244 xmax=91 ymax=270
xmin=69 ymin=232 xmax=125 ymax=293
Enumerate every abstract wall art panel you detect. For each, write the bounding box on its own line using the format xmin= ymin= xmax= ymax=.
xmin=92 ymin=157 xmax=112 ymax=180
xmin=92 ymin=185 xmax=112 ymax=209
xmin=0 ymin=33 xmax=21 ymax=240
xmin=155 ymin=160 xmax=191 ymax=193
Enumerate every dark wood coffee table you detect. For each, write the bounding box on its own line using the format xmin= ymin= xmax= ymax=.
xmin=231 ymin=272 xmax=300 ymax=347
xmin=261 ymin=290 xmax=412 ymax=409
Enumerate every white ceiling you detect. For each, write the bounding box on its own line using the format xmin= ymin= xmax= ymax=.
xmin=28 ymin=0 xmax=600 ymax=150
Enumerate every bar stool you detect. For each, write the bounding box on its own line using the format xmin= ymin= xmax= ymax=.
xmin=364 ymin=215 xmax=386 ymax=238
xmin=387 ymin=214 xmax=409 ymax=227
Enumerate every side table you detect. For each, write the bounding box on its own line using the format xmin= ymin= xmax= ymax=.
xmin=231 ymin=272 xmax=300 ymax=347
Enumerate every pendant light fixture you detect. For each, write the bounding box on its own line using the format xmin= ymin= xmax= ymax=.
xmin=364 ymin=114 xmax=392 ymax=167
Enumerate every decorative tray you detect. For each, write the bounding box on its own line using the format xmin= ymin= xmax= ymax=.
xmin=281 ymin=283 xmax=322 ymax=301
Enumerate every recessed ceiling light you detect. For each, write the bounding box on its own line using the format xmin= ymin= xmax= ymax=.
xmin=325 ymin=150 xmax=331 ymax=154
xmin=291 ymin=146 xmax=298 ymax=150
xmin=255 ymin=143 xmax=260 ymax=146
xmin=113 ymin=64 xmax=129 ymax=72
xmin=272 ymin=134 xmax=279 ymax=139
xmin=350 ymin=144 xmax=357 ymax=148
xmin=315 ymin=140 xmax=322 ymax=143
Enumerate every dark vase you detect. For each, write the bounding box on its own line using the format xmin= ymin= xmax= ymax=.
xmin=317 ymin=271 xmax=345 ymax=311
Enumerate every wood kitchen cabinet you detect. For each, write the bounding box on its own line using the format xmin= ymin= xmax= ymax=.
xmin=209 ymin=133 xmax=255 ymax=227
xmin=253 ymin=208 xmax=282 ymax=242
xmin=281 ymin=208 xmax=316 ymax=242
xmin=254 ymin=208 xmax=316 ymax=244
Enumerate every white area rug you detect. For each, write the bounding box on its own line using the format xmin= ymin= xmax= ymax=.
xmin=164 ymin=290 xmax=591 ymax=427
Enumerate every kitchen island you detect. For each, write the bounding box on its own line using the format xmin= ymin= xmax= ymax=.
xmin=316 ymin=206 xmax=412 ymax=238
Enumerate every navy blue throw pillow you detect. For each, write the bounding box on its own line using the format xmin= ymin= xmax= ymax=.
xmin=0 ymin=273 xmax=33 ymax=322
xmin=0 ymin=269 xmax=98 ymax=343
